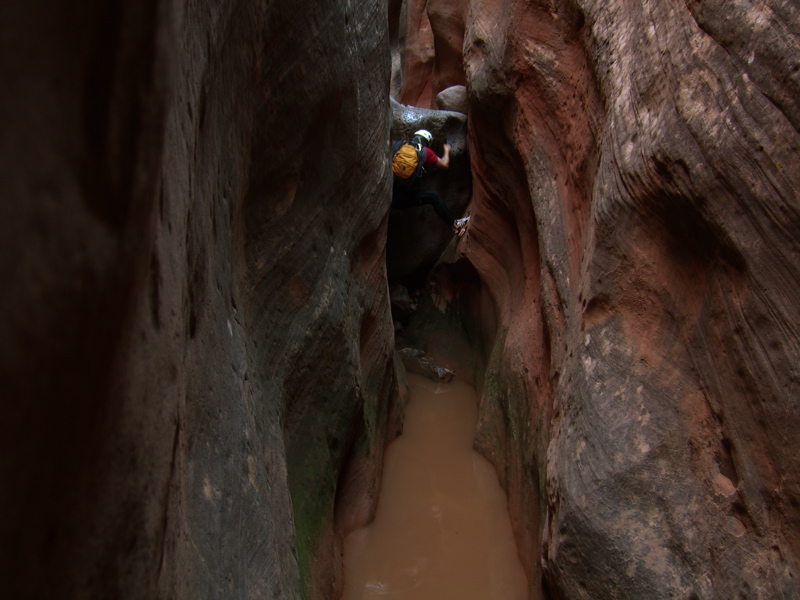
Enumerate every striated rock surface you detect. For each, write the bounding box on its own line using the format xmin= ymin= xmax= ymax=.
xmin=408 ymin=0 xmax=800 ymax=597
xmin=0 ymin=2 xmax=393 ymax=600
xmin=4 ymin=0 xmax=800 ymax=599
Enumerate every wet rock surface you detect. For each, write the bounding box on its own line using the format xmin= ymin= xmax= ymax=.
xmin=399 ymin=348 xmax=455 ymax=383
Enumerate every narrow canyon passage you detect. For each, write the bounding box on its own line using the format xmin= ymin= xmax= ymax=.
xmin=341 ymin=374 xmax=527 ymax=600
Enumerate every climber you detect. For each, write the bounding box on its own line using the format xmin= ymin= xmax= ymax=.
xmin=390 ymin=129 xmax=470 ymax=237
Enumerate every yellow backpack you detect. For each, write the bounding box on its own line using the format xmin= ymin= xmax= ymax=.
xmin=391 ymin=140 xmax=427 ymax=184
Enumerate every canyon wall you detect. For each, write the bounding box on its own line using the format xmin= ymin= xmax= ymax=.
xmin=4 ymin=0 xmax=799 ymax=598
xmin=396 ymin=0 xmax=800 ymax=598
xmin=0 ymin=1 xmax=392 ymax=599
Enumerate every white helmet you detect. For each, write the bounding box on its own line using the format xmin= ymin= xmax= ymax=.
xmin=414 ymin=129 xmax=433 ymax=145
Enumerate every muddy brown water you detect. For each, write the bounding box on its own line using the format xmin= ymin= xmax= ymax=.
xmin=341 ymin=374 xmax=528 ymax=600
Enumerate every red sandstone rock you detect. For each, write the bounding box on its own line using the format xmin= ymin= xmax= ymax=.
xmin=394 ymin=0 xmax=436 ymax=107
xmin=416 ymin=0 xmax=800 ymax=597
xmin=391 ymin=0 xmax=469 ymax=108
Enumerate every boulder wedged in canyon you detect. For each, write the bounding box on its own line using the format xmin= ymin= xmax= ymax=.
xmin=1 ymin=2 xmax=393 ymax=600
xmin=408 ymin=0 xmax=800 ymax=597
xmin=436 ymin=84 xmax=469 ymax=114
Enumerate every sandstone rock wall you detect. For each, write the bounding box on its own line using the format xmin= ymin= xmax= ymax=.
xmin=390 ymin=0 xmax=469 ymax=107
xmin=407 ymin=0 xmax=800 ymax=597
xmin=0 ymin=1 xmax=392 ymax=599
xmin=5 ymin=0 xmax=800 ymax=598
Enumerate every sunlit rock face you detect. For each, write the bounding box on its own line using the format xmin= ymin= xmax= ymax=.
xmin=0 ymin=1 xmax=393 ymax=600
xmin=405 ymin=0 xmax=800 ymax=597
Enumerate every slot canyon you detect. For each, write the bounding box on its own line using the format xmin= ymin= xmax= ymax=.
xmin=2 ymin=0 xmax=799 ymax=599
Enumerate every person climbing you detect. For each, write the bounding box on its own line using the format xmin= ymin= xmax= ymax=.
xmin=390 ymin=129 xmax=470 ymax=237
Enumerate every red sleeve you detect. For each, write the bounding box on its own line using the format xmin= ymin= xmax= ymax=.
xmin=423 ymin=147 xmax=439 ymax=166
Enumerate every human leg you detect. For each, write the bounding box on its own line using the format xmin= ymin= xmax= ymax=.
xmin=417 ymin=189 xmax=455 ymax=226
